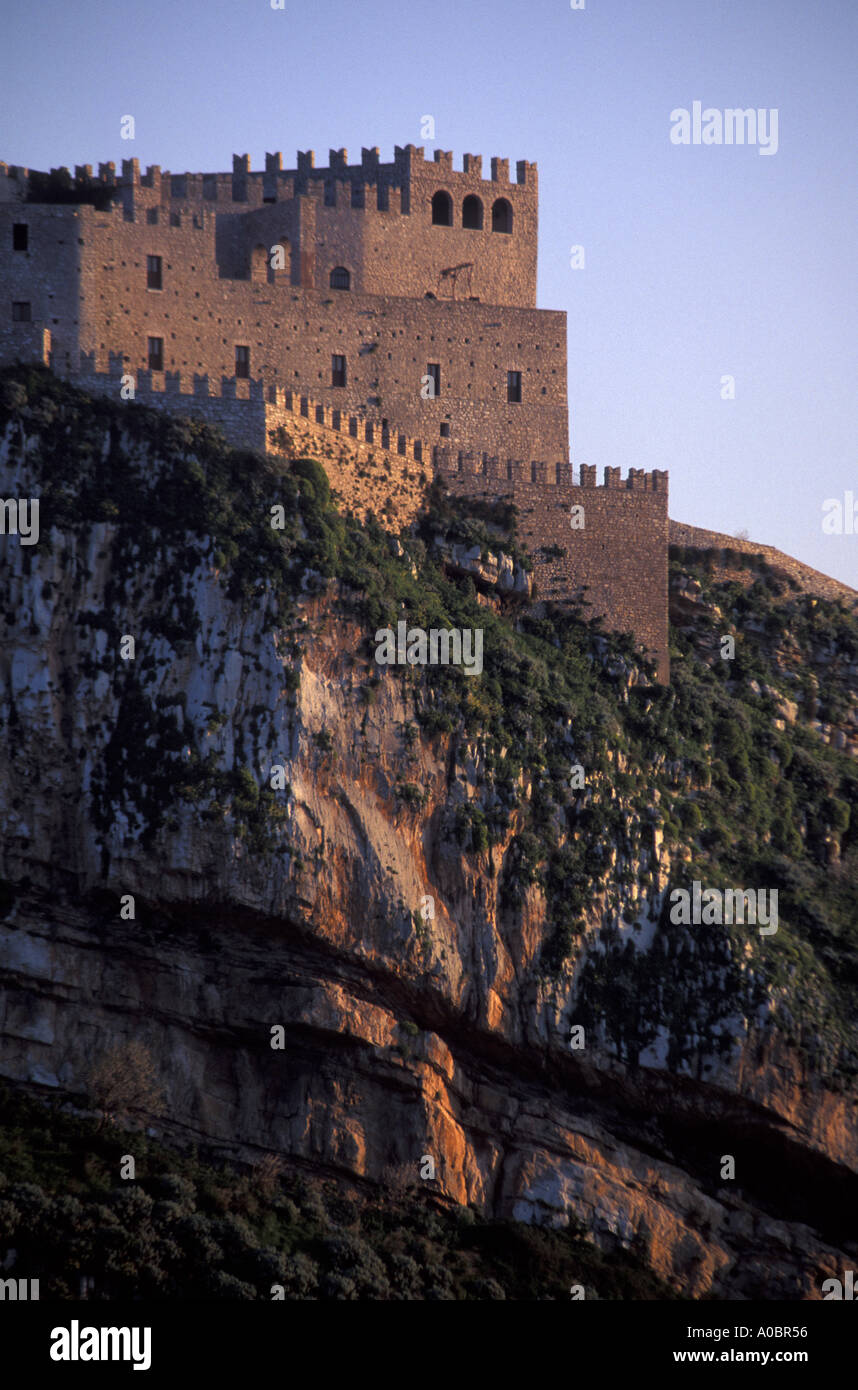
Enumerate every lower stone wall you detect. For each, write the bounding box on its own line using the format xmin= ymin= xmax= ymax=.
xmin=443 ymin=469 xmax=670 ymax=683
xmin=51 ymin=366 xmax=670 ymax=680
xmin=74 ymin=372 xmax=271 ymax=453
xmin=264 ymin=401 xmax=431 ymax=528
xmin=670 ymin=520 xmax=857 ymax=610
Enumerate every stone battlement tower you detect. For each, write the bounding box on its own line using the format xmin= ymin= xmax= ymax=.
xmin=0 ymin=147 xmax=668 ymax=680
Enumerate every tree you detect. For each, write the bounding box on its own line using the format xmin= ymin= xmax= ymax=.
xmin=86 ymin=1041 xmax=164 ymax=1131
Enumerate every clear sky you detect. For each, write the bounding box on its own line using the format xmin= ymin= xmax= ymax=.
xmin=2 ymin=0 xmax=856 ymax=586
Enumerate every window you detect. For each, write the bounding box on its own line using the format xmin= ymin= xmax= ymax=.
xmin=235 ymin=345 xmax=250 ymax=378
xmin=426 ymin=362 xmax=441 ymax=398
xmin=440 ymin=422 xmax=451 ymax=438
xmin=431 ymin=190 xmax=453 ymax=226
xmin=462 ymin=195 xmax=483 ymax=229
xmin=147 ymin=336 xmax=164 ymax=370
xmin=330 ymin=266 xmax=350 ymax=290
xmin=507 ymin=370 xmax=522 ymax=403
xmin=12 ymin=302 xmax=31 ymax=322
xmin=146 ymin=255 xmax=162 ymax=290
xmin=492 ymin=197 xmax=513 ymax=234
xmin=331 ymin=354 xmax=347 ymax=388
xmin=12 ymin=224 xmax=28 ymax=251
xmin=146 ymin=207 xmax=159 ymax=225
xmin=251 ymin=245 xmax=268 ymax=282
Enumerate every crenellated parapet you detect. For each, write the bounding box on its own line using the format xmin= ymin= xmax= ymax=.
xmin=65 ymin=364 xmax=594 ymax=498
xmin=2 ymin=145 xmax=535 ymax=209
xmin=576 ymin=463 xmax=668 ymax=492
xmin=62 ymin=364 xmax=669 ymax=518
xmin=392 ymin=144 xmax=535 ymax=186
xmin=433 ymin=448 xmax=571 ymax=487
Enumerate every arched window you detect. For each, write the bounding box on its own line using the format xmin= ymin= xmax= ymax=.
xmin=491 ymin=197 xmax=513 ymax=234
xmin=462 ymin=194 xmax=483 ymax=229
xmin=330 ymin=266 xmax=351 ymax=290
xmin=431 ymin=190 xmax=453 ymax=226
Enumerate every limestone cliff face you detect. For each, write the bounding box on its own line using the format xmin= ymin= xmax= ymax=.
xmin=1 ymin=410 xmax=857 ymax=1300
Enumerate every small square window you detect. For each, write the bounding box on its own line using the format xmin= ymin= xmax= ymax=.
xmin=331 ymin=353 xmax=347 ymax=388
xmin=235 ymin=344 xmax=250 ymax=378
xmin=507 ymin=370 xmax=522 ymax=403
xmin=426 ymin=363 xmax=441 ymax=398
xmin=12 ymin=224 xmax=28 ymax=251
xmin=147 ymin=336 xmax=164 ymax=371
xmin=440 ymin=422 xmax=451 ymax=438
xmin=147 ymin=255 xmax=162 ymax=290
xmin=12 ymin=301 xmax=31 ymax=322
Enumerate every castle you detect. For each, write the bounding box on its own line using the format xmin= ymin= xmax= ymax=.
xmin=0 ymin=146 xmax=669 ymax=680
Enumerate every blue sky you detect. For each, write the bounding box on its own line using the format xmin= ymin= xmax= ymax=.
xmin=2 ymin=0 xmax=856 ymax=585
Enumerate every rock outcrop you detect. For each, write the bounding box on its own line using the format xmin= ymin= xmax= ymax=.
xmin=2 ymin=384 xmax=857 ymax=1300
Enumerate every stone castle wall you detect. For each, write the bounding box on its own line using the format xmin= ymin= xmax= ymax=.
xmin=441 ymin=456 xmax=670 ymax=682
xmin=0 ymin=148 xmax=670 ymax=680
xmin=66 ymin=367 xmax=668 ymax=683
xmin=670 ymin=520 xmax=858 ymax=609
xmin=0 ymin=173 xmax=563 ymax=463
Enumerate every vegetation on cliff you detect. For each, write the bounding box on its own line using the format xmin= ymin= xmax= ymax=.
xmin=1 ymin=364 xmax=856 ymax=1094
xmin=0 ymin=1084 xmax=675 ymax=1300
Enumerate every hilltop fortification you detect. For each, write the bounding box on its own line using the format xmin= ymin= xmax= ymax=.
xmin=0 ymin=146 xmax=669 ymax=679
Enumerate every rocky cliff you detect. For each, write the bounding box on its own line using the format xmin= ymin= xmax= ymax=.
xmin=1 ymin=367 xmax=857 ymax=1299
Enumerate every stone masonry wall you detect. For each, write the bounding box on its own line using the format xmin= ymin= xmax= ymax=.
xmin=0 ymin=149 xmax=557 ymax=462
xmin=0 ymin=204 xmax=81 ymax=373
xmin=32 ymin=355 xmax=670 ymax=679
xmin=72 ymin=191 xmax=567 ymax=459
xmin=670 ymin=520 xmax=858 ymax=610
xmin=264 ymin=396 xmax=431 ymax=527
xmin=0 ymin=152 xmax=669 ymax=680
xmin=442 ymin=460 xmax=670 ymax=682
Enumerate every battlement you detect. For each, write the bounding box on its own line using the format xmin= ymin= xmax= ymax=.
xmin=575 ymin=463 xmax=668 ymax=492
xmin=4 ymin=141 xmax=538 ymax=304
xmin=1 ymin=144 xmax=535 ymax=209
xmin=0 ymin=160 xmax=120 ymax=205
xmin=434 ymin=448 xmax=568 ymax=487
xmin=46 ymin=356 xmax=669 ymax=680
xmin=53 ymin=360 xmax=664 ymax=510
xmin=391 ymin=145 xmax=535 ymax=186
xmin=70 ymin=361 xmax=575 ymax=484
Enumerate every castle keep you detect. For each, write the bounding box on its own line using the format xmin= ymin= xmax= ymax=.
xmin=0 ymin=146 xmax=669 ymax=680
